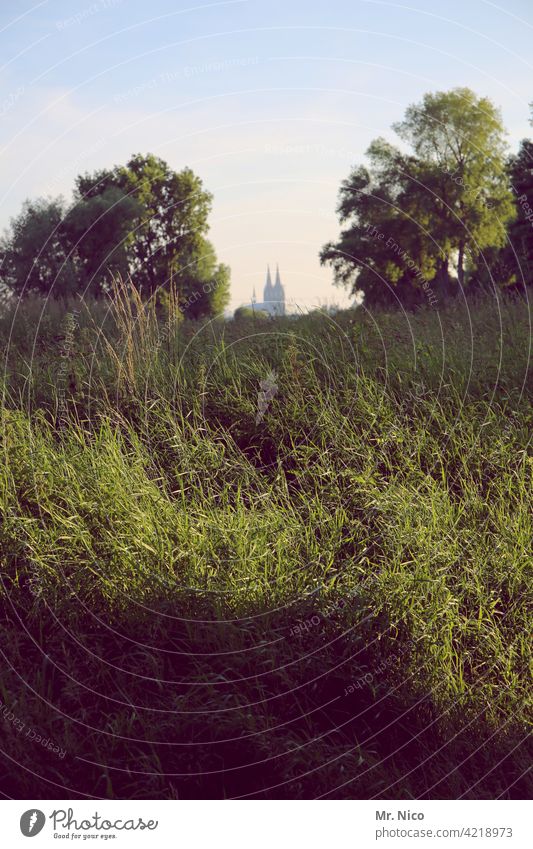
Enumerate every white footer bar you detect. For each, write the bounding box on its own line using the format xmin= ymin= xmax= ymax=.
xmin=2 ymin=799 xmax=530 ymax=848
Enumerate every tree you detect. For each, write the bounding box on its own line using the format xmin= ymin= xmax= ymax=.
xmin=75 ymin=154 xmax=221 ymax=302
xmin=321 ymin=88 xmax=515 ymax=306
xmin=175 ymin=236 xmax=231 ymax=319
xmin=234 ymin=306 xmax=269 ymax=321
xmin=1 ymin=153 xmax=231 ymax=318
xmin=0 ymin=191 xmax=141 ymax=298
xmin=395 ymin=88 xmax=515 ymax=287
xmin=321 ymin=140 xmax=443 ymax=308
xmin=470 ymin=103 xmax=533 ymax=291
xmin=504 ymin=137 xmax=533 ymax=287
xmin=65 ymin=186 xmax=142 ymax=294
xmin=0 ymin=198 xmax=79 ymax=298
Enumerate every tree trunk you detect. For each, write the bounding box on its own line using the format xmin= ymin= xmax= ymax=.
xmin=457 ymin=242 xmax=465 ymax=288
xmin=436 ymin=256 xmax=451 ymax=296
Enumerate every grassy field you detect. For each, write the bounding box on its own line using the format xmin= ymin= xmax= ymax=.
xmin=0 ymin=281 xmax=531 ymax=799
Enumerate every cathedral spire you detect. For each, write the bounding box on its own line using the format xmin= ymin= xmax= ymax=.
xmin=272 ymin=264 xmax=286 ymax=316
xmin=264 ymin=265 xmax=273 ymax=301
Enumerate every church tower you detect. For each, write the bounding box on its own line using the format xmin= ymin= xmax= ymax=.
xmin=273 ymin=264 xmax=286 ymax=316
xmin=263 ymin=265 xmax=274 ymax=303
xmin=246 ymin=265 xmax=287 ymax=317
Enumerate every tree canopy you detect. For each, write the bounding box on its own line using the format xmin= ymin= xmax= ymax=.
xmin=321 ymin=87 xmax=516 ymax=307
xmin=0 ymin=153 xmax=230 ymax=318
xmin=505 ymin=137 xmax=533 ymax=285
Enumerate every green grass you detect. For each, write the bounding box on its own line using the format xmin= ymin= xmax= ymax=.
xmin=0 ymin=282 xmax=531 ymax=798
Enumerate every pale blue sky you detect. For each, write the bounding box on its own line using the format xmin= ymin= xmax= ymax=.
xmin=1 ymin=0 xmax=532 ymax=309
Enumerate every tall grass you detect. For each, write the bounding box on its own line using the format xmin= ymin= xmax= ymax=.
xmin=0 ymin=281 xmax=531 ymax=798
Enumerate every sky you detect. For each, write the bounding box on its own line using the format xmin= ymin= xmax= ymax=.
xmin=1 ymin=0 xmax=532 ymax=311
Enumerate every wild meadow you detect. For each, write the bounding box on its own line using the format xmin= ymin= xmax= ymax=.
xmin=0 ymin=281 xmax=531 ymax=799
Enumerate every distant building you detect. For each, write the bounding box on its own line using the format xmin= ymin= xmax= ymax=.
xmin=249 ymin=265 xmax=286 ymax=316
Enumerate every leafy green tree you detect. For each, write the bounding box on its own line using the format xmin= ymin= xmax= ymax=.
xmin=0 ymin=198 xmax=79 ymax=298
xmin=0 ymin=191 xmax=141 ymax=298
xmin=175 ymin=236 xmax=231 ymax=319
xmin=470 ymin=104 xmax=533 ymax=291
xmin=1 ymin=153 xmax=231 ymax=317
xmin=321 ymin=88 xmax=515 ymax=305
xmin=395 ymin=88 xmax=515 ymax=287
xmin=234 ymin=306 xmax=269 ymax=320
xmin=321 ymin=140 xmax=443 ymax=307
xmin=65 ymin=186 xmax=142 ymax=293
xmin=505 ymin=137 xmax=533 ymax=285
